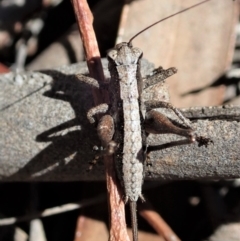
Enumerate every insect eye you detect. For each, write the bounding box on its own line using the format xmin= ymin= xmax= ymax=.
xmin=132 ymin=48 xmax=143 ymax=59
xmin=108 ymin=50 xmax=118 ymax=60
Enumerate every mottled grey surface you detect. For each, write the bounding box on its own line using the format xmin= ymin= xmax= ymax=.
xmin=147 ymin=118 xmax=240 ymax=180
xmin=0 ymin=59 xmax=239 ymax=181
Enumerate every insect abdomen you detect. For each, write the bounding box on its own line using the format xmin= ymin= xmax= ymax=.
xmin=122 ymin=97 xmax=144 ymax=202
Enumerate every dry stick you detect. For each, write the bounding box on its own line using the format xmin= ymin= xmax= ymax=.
xmin=70 ymin=0 xmax=105 ymax=103
xmin=70 ymin=1 xmax=129 ymax=241
xmin=139 ymin=208 xmax=181 ymax=241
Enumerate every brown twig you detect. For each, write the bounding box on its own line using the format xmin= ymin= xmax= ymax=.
xmin=106 ymin=157 xmax=130 ymax=241
xmin=71 ymin=1 xmax=129 ymax=241
xmin=139 ymin=203 xmax=181 ymax=241
xmin=71 ymin=0 xmax=106 ymax=103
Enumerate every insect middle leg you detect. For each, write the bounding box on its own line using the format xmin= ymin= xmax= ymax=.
xmin=87 ymin=104 xmax=117 ymax=157
xmin=87 ymin=113 xmax=116 ymax=171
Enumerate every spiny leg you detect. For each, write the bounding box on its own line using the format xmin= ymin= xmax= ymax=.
xmin=143 ymin=67 xmax=177 ymax=89
xmin=144 ymin=110 xmax=195 ymax=159
xmin=145 ymin=100 xmax=192 ymax=129
xmin=145 ymin=110 xmax=194 ymax=140
xmin=145 ymin=110 xmax=212 ymax=149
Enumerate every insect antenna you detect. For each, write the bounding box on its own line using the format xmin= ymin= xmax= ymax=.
xmin=128 ymin=0 xmax=211 ymax=45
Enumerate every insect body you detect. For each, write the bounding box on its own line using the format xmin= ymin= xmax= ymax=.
xmin=108 ymin=43 xmax=145 ymax=241
xmin=107 ymin=43 xmax=145 ymax=203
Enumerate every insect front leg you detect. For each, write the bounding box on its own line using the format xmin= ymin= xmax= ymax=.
xmin=143 ymin=67 xmax=177 ymax=89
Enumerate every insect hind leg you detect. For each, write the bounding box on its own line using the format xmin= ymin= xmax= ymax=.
xmin=145 ymin=100 xmax=192 ymax=129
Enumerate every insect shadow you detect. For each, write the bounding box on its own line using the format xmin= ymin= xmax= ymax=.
xmin=6 ymin=70 xmax=102 ymax=181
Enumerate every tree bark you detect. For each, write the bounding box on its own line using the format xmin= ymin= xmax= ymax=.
xmin=0 ymin=59 xmax=239 ymax=181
